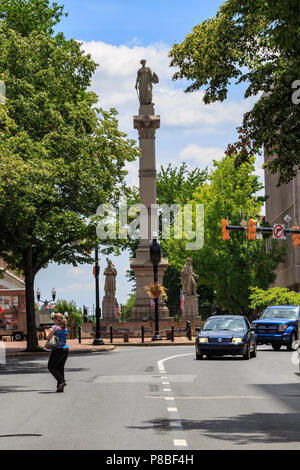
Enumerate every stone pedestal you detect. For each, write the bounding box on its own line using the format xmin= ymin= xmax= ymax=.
xmin=130 ymin=103 xmax=170 ymax=321
xmin=182 ymin=294 xmax=199 ymax=320
xmin=102 ymin=296 xmax=116 ymax=321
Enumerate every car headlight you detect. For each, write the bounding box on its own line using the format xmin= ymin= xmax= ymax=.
xmin=199 ymin=337 xmax=209 ymax=343
xmin=278 ymin=324 xmax=288 ymax=332
xmin=232 ymin=337 xmax=243 ymax=343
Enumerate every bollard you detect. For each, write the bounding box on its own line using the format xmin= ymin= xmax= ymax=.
xmin=186 ymin=321 xmax=192 ymax=341
xmin=141 ymin=325 xmax=144 ymax=343
xmin=171 ymin=325 xmax=175 ymax=342
xmin=78 ymin=326 xmax=81 ymax=344
xmin=110 ymin=325 xmax=113 ymax=344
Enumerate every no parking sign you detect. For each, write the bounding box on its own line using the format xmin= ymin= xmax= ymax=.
xmin=273 ymin=224 xmax=285 ymax=239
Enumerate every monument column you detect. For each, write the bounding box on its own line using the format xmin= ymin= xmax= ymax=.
xmin=130 ymin=61 xmax=169 ymax=321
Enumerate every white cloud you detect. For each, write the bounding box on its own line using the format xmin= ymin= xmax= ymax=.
xmin=179 ymin=144 xmax=224 ymax=168
xmin=67 ymin=267 xmax=85 ymax=278
xmin=81 ymin=40 xmax=258 ymax=135
xmin=57 ymin=281 xmax=100 ymax=294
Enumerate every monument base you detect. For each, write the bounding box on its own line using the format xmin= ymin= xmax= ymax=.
xmin=130 ymin=245 xmax=170 ymax=321
xmin=102 ymin=296 xmax=116 ymax=322
xmin=182 ymin=294 xmax=199 ymax=320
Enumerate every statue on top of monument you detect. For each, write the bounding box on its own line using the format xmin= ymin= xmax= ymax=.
xmin=135 ymin=59 xmax=159 ymax=105
xmin=180 ymin=258 xmax=199 ymax=297
xmin=104 ymin=259 xmax=117 ymax=300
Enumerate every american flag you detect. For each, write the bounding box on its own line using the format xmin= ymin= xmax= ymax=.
xmin=150 ymin=298 xmax=155 ymax=312
xmin=115 ymin=299 xmax=121 ymax=319
xmin=180 ymin=289 xmax=184 ymax=312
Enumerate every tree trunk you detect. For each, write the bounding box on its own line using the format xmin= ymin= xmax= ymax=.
xmin=24 ymin=245 xmax=38 ymax=352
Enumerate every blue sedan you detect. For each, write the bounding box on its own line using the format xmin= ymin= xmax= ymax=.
xmin=195 ymin=315 xmax=257 ymax=360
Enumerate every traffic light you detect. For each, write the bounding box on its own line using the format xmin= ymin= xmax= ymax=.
xmin=221 ymin=219 xmax=230 ymax=240
xmin=292 ymin=226 xmax=300 ymax=246
xmin=248 ymin=219 xmax=257 ymax=240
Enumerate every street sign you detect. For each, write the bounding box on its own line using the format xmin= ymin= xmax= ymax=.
xmin=273 ymin=224 xmax=285 ymax=239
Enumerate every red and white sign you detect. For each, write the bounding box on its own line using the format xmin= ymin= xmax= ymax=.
xmin=273 ymin=224 xmax=285 ymax=239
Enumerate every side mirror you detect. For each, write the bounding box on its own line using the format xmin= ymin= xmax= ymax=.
xmin=195 ymin=327 xmax=201 ymax=332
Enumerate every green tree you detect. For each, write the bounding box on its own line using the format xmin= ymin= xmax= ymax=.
xmin=126 ymin=163 xmax=208 ymax=314
xmin=169 ymin=0 xmax=300 ymax=185
xmin=120 ymin=293 xmax=136 ymax=322
xmin=164 ymin=154 xmax=286 ymax=317
xmin=0 ymin=0 xmax=138 ymax=351
xmin=54 ymin=299 xmax=82 ymax=339
xmin=249 ymin=287 xmax=300 ymax=313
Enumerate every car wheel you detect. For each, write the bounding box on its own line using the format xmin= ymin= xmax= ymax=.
xmin=206 ymin=354 xmax=212 ymax=359
xmin=250 ymin=342 xmax=257 ymax=358
xmin=196 ymin=352 xmax=203 ymax=360
xmin=287 ymin=332 xmax=296 ymax=351
xmin=13 ymin=332 xmax=24 ymax=342
xmin=243 ymin=345 xmax=250 ymax=360
xmin=272 ymin=343 xmax=281 ymax=351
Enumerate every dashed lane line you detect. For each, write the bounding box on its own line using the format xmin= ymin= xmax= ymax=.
xmin=157 ymin=352 xmax=194 ymax=450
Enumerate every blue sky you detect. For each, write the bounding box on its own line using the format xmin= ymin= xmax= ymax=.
xmin=57 ymin=0 xmax=224 ymax=46
xmin=36 ymin=0 xmax=262 ymax=313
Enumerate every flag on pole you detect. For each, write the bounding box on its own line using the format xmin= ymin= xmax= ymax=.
xmin=180 ymin=289 xmax=184 ymax=312
xmin=115 ymin=299 xmax=121 ymax=319
xmin=150 ymin=298 xmax=155 ymax=312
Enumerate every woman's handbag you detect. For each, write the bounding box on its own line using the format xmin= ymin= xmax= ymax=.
xmin=44 ymin=333 xmax=59 ymax=351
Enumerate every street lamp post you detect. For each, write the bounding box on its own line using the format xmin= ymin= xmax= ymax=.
xmin=93 ymin=246 xmax=104 ymax=345
xmin=36 ymin=288 xmax=56 ymax=310
xmin=150 ymin=235 xmax=163 ymax=341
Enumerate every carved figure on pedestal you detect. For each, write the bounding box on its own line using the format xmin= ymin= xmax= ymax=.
xmin=135 ymin=59 xmax=159 ymax=105
xmin=180 ymin=258 xmax=198 ymax=297
xmin=104 ymin=259 xmax=117 ymax=300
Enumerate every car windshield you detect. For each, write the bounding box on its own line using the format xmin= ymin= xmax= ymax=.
xmin=261 ymin=308 xmax=298 ymax=320
xmin=203 ymin=317 xmax=246 ymax=332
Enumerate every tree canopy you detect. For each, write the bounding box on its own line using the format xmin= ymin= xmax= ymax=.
xmin=163 ymin=154 xmax=286 ymax=316
xmin=0 ymin=0 xmax=138 ymax=349
xmin=169 ymin=0 xmax=300 ymax=185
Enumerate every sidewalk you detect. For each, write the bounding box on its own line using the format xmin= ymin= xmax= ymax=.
xmin=4 ymin=336 xmax=195 ymax=357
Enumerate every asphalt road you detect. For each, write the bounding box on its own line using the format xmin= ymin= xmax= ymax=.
xmin=1 ymin=344 xmax=300 ymax=450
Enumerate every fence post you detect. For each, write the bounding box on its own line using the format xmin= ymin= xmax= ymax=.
xmin=78 ymin=326 xmax=81 ymax=344
xmin=141 ymin=325 xmax=144 ymax=343
xmin=110 ymin=325 xmax=113 ymax=344
xmin=171 ymin=325 xmax=174 ymax=342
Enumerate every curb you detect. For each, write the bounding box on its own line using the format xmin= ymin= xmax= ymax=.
xmin=113 ymin=342 xmax=194 ymax=347
xmin=5 ymin=345 xmax=116 ymax=358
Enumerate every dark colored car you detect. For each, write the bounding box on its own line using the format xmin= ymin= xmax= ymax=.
xmin=251 ymin=305 xmax=299 ymax=351
xmin=195 ymin=315 xmax=257 ymax=360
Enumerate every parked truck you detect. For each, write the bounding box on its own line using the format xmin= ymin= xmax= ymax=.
xmin=0 ymin=289 xmax=54 ymax=341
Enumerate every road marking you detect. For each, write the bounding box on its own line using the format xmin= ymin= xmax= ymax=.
xmin=145 ymin=395 xmax=267 ymax=400
xmin=156 ymin=352 xmax=194 ymax=451
xmin=173 ymin=439 xmax=187 ymax=447
xmin=157 ymin=353 xmax=193 ymax=372
xmin=93 ymin=375 xmax=195 ymax=383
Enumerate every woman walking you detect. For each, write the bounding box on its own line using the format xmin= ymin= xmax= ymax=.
xmin=47 ymin=313 xmax=69 ymax=393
